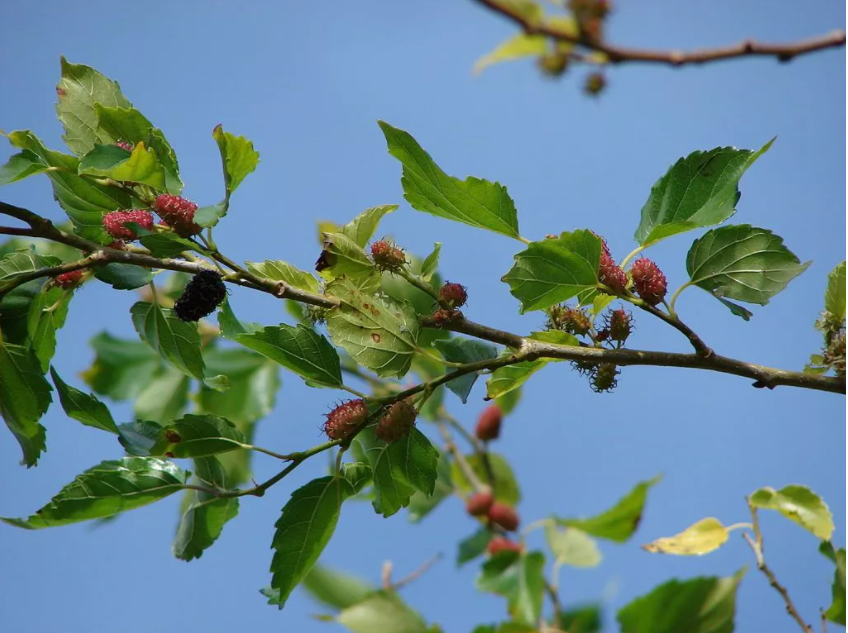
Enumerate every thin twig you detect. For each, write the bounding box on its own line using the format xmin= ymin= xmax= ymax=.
xmin=743 ymin=503 xmax=814 ymax=633
xmin=472 ymin=0 xmax=845 ymax=67
xmin=437 ymin=422 xmax=486 ymax=492
xmin=391 ymin=554 xmax=443 ymax=590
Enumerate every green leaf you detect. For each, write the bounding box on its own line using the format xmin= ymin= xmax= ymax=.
xmin=473 ymin=32 xmax=548 ymax=74
xmin=2 ymin=456 xmax=188 ymax=529
xmin=78 ymin=142 xmax=166 ymax=189
xmin=173 ymin=456 xmax=239 ymax=561
xmin=6 ymin=130 xmax=133 ymax=241
xmin=487 ymin=359 xmax=547 ymax=400
xmin=359 ymin=426 xmax=440 ymax=518
xmin=81 ymin=332 xmax=160 ymax=401
xmin=326 ymin=277 xmax=420 ymax=378
xmin=117 ymin=420 xmax=161 ymax=456
xmin=269 ymin=464 xmax=367 ymax=608
xmin=451 ymin=452 xmax=521 ymax=505
xmin=634 ymin=140 xmax=773 ymax=247
xmin=381 ymin=256 xmax=447 ymax=348
xmin=193 ymin=201 xmax=228 ymax=228
xmin=749 ymin=485 xmax=834 ymax=540
xmin=379 ymin=121 xmax=521 ymax=240
xmin=134 ymin=365 xmax=190 ymax=423
xmin=495 ymin=387 xmax=522 ymax=416
xmin=130 ymin=301 xmax=207 ymax=383
xmin=0 ymin=248 xmax=60 ymax=280
xmin=339 ymin=204 xmax=398 ymax=247
xmin=686 ymin=225 xmax=810 ymax=307
xmin=26 ymin=284 xmax=73 ymax=372
xmin=434 ymin=337 xmax=499 ymax=402
xmin=213 ymin=124 xmax=259 ymax=197
xmin=557 ymin=476 xmax=661 ymax=542
xmin=560 ymin=604 xmax=603 ymax=633
xmin=0 ymin=343 xmax=51 ymax=467
xmin=821 ymin=542 xmax=846 ymax=625
xmin=419 ymin=243 xmax=442 ymax=283
xmin=642 ymin=517 xmax=730 ymax=556
xmin=216 ymin=298 xmax=262 ymax=339
xmin=134 ymin=228 xmax=199 ymax=258
xmin=94 ymin=105 xmax=182 ymax=194
xmin=246 ymin=260 xmax=320 ymax=293
xmin=301 ymin=564 xmax=375 ymax=610
xmin=407 ymin=451 xmax=453 ymax=523
xmin=49 ymin=367 xmax=117 ymax=433
xmin=476 ymin=551 xmax=546 ymax=627
xmin=55 ymin=57 xmax=132 ymax=156
xmin=502 ymin=230 xmax=602 ymax=312
xmin=316 ymin=232 xmax=378 ymax=287
xmin=825 ymin=261 xmax=846 ymax=322
xmin=458 ymin=527 xmax=495 ymax=565
xmin=617 ymin=568 xmax=746 ymax=633
xmin=0 ymin=149 xmax=50 ymax=185
xmin=545 ymin=525 xmax=602 ymax=567
xmin=336 ymin=591 xmax=429 ymax=633
xmin=235 ymin=323 xmax=342 ymax=388
xmin=151 ymin=414 xmax=246 ymax=458
xmin=715 ymin=296 xmax=754 ymax=321
xmin=93 ymin=263 xmax=153 ymax=289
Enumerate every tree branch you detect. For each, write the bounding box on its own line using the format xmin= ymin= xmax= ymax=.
xmin=472 ymin=0 xmax=846 ymax=67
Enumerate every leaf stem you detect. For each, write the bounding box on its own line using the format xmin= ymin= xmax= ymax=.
xmin=398 ymin=268 xmax=442 ymax=304
xmin=668 ymin=281 xmax=693 ymax=315
xmin=620 ymin=244 xmax=647 ymax=268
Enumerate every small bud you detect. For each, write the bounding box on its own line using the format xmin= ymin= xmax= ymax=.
xmin=607 ymin=308 xmax=632 ymax=343
xmin=548 ymin=305 xmax=592 ymax=336
xmin=114 ymin=140 xmax=134 ymax=151
xmin=591 ymin=363 xmax=619 ymax=393
xmin=584 ymin=72 xmax=607 ymax=97
xmin=53 ymin=270 xmax=84 ymax=289
xmin=370 ymin=239 xmax=406 ymax=272
xmin=439 ymin=282 xmax=468 ymax=309
xmin=487 ymin=536 xmax=523 ymax=555
xmin=537 ymin=52 xmax=569 ymax=77
xmin=164 ymin=429 xmax=182 ymax=443
xmin=487 ymin=503 xmax=520 ymax=532
xmin=475 ymin=405 xmax=502 ymax=441
xmin=432 ymin=308 xmax=463 ymax=324
xmin=466 ymin=491 xmax=494 ymax=517
xmin=598 ymin=251 xmax=627 ymax=294
xmin=324 ymin=399 xmax=369 ymax=441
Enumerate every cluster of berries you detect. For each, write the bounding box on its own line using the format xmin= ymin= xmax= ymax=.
xmin=323 ymin=399 xmax=417 ymax=445
xmin=173 ymin=270 xmax=227 ymax=322
xmin=598 ymin=238 xmax=668 ymax=306
xmin=431 ymin=282 xmax=468 ymax=324
xmin=101 ymin=194 xmax=202 ymax=243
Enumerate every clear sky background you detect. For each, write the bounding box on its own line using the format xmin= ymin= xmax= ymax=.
xmin=0 ymin=1 xmax=845 ymax=632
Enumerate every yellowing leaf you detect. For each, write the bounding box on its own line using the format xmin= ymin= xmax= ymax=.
xmin=642 ymin=518 xmax=729 ymax=556
xmin=473 ymin=33 xmax=547 ymax=75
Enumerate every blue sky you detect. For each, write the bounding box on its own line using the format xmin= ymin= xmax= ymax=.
xmin=0 ymin=1 xmax=844 ymax=632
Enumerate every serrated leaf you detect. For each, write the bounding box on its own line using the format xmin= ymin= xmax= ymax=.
xmin=78 ymin=142 xmax=166 ymax=189
xmin=132 ymin=226 xmax=198 ymax=258
xmin=458 ymin=527 xmax=495 ymax=565
xmin=339 ymin=204 xmax=398 ymax=247
xmin=825 ymin=261 xmax=846 ymax=322
xmin=130 ymin=301 xmax=207 ymax=383
xmin=316 ymin=232 xmax=378 ymax=287
xmin=476 ymin=551 xmax=546 ymax=627
xmin=0 ymin=248 xmax=60 ymax=280
xmin=821 ymin=542 xmax=846 ymax=625
xmin=546 ymin=525 xmax=602 ymax=567
xmin=617 ymin=568 xmax=746 ymax=633
xmin=379 ymin=121 xmax=521 ymax=240
xmin=381 ymin=256 xmax=447 ymax=348
xmin=359 ymin=426 xmax=440 ymax=518
xmin=6 ymin=130 xmax=133 ymax=241
xmin=212 ymin=124 xmax=259 ymax=197
xmin=336 ymin=591 xmax=429 ymax=633
xmin=749 ymin=484 xmax=834 ymax=540
xmin=419 ymin=242 xmax=442 ymax=282
xmin=473 ymin=32 xmax=547 ymax=75
xmin=561 ymin=604 xmax=603 ymax=633
xmin=133 ymin=364 xmax=190 ymax=423
xmin=686 ymin=225 xmax=810 ymax=307
xmin=434 ymin=337 xmax=499 ymax=402
xmin=49 ymin=367 xmax=117 ymax=433
xmin=326 ymin=277 xmax=420 ymax=378
xmin=407 ymin=451 xmax=453 ymax=523
xmin=82 ymin=332 xmax=160 ymax=401
xmin=27 ymin=284 xmax=73 ymax=371
xmin=216 ymin=298 xmax=261 ymax=340
xmin=173 ymin=456 xmax=239 ymax=561
xmin=246 ymin=260 xmax=320 ymax=293
xmin=93 ymin=263 xmax=153 ymax=289
xmin=0 ymin=149 xmax=50 ymax=185
xmin=635 ymin=140 xmax=773 ymax=247
xmin=0 ymin=343 xmax=51 ymax=467
xmin=2 ymin=456 xmax=188 ymax=528
xmin=451 ymin=452 xmax=521 ymax=505
xmin=502 ymin=230 xmax=602 ymax=312
xmin=235 ymin=323 xmax=342 ymax=388
xmin=151 ymin=414 xmax=246 ymax=458
xmin=300 ymin=564 xmax=375 ymax=610
xmin=557 ymin=476 xmax=660 ymax=542
xmin=55 ymin=57 xmax=132 ymax=156
xmin=117 ymin=420 xmax=161 ymax=456
xmin=486 ymin=359 xmax=547 ymax=400
xmin=715 ymin=296 xmax=754 ymax=321
xmin=269 ymin=464 xmax=367 ymax=608
xmin=642 ymin=517 xmax=730 ymax=556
